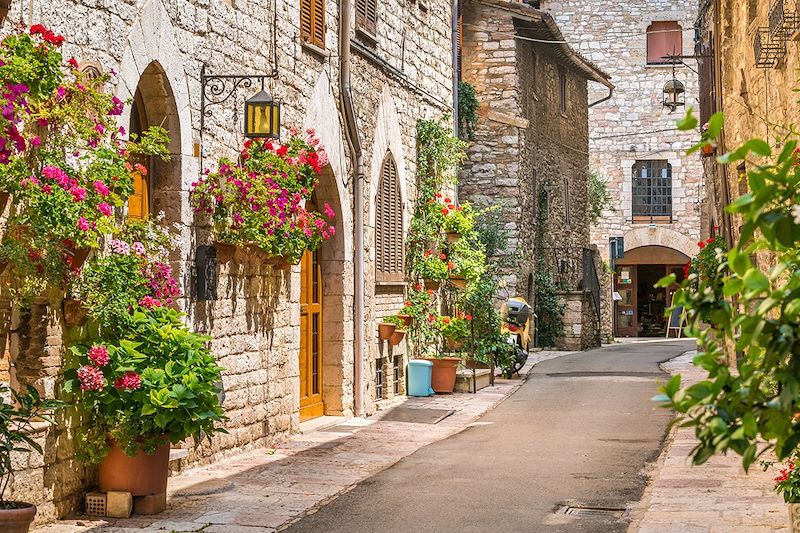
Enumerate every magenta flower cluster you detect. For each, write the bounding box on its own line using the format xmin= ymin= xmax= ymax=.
xmin=113 ymin=371 xmax=142 ymax=391
xmin=77 ymin=365 xmax=104 ymax=391
xmin=87 ymin=345 xmax=109 ymax=367
xmin=78 ymin=343 xmax=143 ymax=392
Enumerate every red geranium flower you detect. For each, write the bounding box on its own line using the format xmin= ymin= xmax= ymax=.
xmin=698 ymin=241 xmax=706 ymax=249
xmin=447 ymin=261 xmax=455 ymax=270
xmin=441 ymin=208 xmax=449 ymax=215
xmin=438 ymin=253 xmax=447 ymax=260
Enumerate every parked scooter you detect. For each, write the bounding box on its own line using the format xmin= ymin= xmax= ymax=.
xmin=499 ymin=296 xmax=533 ymax=377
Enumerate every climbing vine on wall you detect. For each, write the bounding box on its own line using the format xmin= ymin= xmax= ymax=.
xmin=457 ymin=81 xmax=478 ymax=140
xmin=533 ymin=178 xmax=565 ymax=347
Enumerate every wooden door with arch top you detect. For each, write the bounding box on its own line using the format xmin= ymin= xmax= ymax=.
xmin=299 ymin=242 xmax=323 ymax=421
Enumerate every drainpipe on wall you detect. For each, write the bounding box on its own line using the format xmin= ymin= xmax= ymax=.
xmin=589 ymin=85 xmax=614 ymax=108
xmin=452 ymin=0 xmax=460 ymax=136
xmin=339 ymin=0 xmax=365 ymax=417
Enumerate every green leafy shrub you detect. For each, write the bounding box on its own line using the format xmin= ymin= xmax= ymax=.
xmin=457 ymin=81 xmax=478 ymax=140
xmin=534 ymin=270 xmax=565 ymax=348
xmin=64 ymin=307 xmax=226 ymax=462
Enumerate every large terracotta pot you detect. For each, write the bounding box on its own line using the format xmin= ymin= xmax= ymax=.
xmin=0 ymin=503 xmax=37 ymax=533
xmin=99 ymin=440 xmax=170 ymax=496
xmin=423 ymin=357 xmax=461 ymax=394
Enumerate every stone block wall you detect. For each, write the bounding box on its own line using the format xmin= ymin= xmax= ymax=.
xmin=541 ymin=0 xmax=703 ymax=261
xmin=3 ymin=0 xmax=454 ymax=522
xmin=557 ymin=290 xmax=598 ymax=351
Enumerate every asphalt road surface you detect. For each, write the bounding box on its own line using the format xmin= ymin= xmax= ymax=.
xmin=285 ymin=340 xmax=695 ymax=533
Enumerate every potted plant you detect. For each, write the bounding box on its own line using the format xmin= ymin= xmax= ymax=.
xmin=397 ymin=309 xmax=413 ymax=328
xmin=384 ymin=315 xmax=407 ymax=346
xmin=417 ymin=251 xmax=448 ymax=291
xmin=771 ymin=451 xmax=800 ymax=532
xmin=64 ymin=306 xmax=226 ymax=497
xmin=378 ymin=321 xmax=396 ymax=341
xmin=420 ymin=353 xmax=462 ymax=394
xmin=439 ymin=315 xmax=470 ymax=351
xmin=0 ymin=384 xmax=61 ymax=533
xmin=448 ymin=238 xmax=487 ymax=289
xmin=442 ymin=201 xmax=475 ymax=243
xmin=190 ymin=131 xmax=335 ymax=265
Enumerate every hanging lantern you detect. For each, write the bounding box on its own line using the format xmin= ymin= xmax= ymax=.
xmin=663 ymin=78 xmax=685 ymax=112
xmin=244 ymin=89 xmax=280 ymax=139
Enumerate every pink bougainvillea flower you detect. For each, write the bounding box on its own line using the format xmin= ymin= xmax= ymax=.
xmin=77 ymin=217 xmax=90 ymax=231
xmin=97 ymin=202 xmax=112 ymax=216
xmin=77 ymin=365 xmax=105 ymax=391
xmin=94 ymin=122 xmax=105 ymax=135
xmin=109 ymin=96 xmax=124 ymax=116
xmin=93 ymin=180 xmax=110 ymax=196
xmin=70 ymin=186 xmax=87 ymax=202
xmin=323 ymin=202 xmax=335 ymax=219
xmin=88 ymin=345 xmax=110 ymax=367
xmin=139 ymin=295 xmax=162 ymax=309
xmin=113 ymin=371 xmax=142 ymax=391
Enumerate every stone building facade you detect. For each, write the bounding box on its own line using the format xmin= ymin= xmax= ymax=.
xmin=541 ymin=0 xmax=704 ymax=337
xmin=2 ymin=0 xmax=454 ymax=523
xmin=458 ymin=0 xmax=610 ymax=349
xmin=697 ymin=0 xmax=800 ymax=248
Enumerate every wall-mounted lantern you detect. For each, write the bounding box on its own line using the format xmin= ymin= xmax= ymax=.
xmin=194 ymin=244 xmax=217 ymax=301
xmin=662 ymin=77 xmax=685 ymax=112
xmin=244 ymin=88 xmax=281 ymax=139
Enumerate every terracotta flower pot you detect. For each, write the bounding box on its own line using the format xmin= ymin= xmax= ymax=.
xmin=67 ymin=246 xmax=91 ymax=269
xmin=99 ymin=440 xmax=170 ymax=497
xmin=397 ymin=314 xmax=413 ymax=328
xmin=378 ymin=322 xmax=396 ymax=341
xmin=0 ymin=503 xmax=37 ymax=533
xmin=0 ymin=261 xmax=8 ymax=276
xmin=448 ymin=275 xmax=467 ymax=289
xmin=444 ymin=231 xmax=461 ymax=244
xmin=789 ymin=503 xmax=800 ymax=532
xmin=423 ymin=357 xmax=461 ymax=394
xmin=63 ymin=298 xmax=88 ymax=327
xmin=702 ymin=144 xmax=715 ymax=157
xmin=424 ymin=279 xmax=441 ymax=291
xmin=445 ymin=337 xmax=465 ymax=351
xmin=0 ymin=191 xmax=9 ymax=214
xmin=389 ymin=329 xmax=406 ymax=346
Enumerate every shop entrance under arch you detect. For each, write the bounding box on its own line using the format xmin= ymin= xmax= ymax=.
xmin=613 ymin=245 xmax=690 ymax=337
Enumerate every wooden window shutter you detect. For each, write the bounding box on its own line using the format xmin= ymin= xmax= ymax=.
xmin=355 ymin=0 xmax=377 ymax=37
xmin=300 ymin=0 xmax=325 ymax=49
xmin=376 ymin=153 xmax=403 ymax=283
xmin=647 ymin=21 xmax=682 ymax=64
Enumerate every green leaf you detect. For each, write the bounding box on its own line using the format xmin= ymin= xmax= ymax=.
xmin=677 ymin=108 xmax=698 ymax=131
xmin=707 ymin=112 xmax=724 ymax=138
xmin=744 ymin=139 xmax=772 ymax=157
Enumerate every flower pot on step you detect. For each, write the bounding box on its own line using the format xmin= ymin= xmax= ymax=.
xmin=67 ymin=246 xmax=91 ymax=269
xmin=397 ymin=314 xmax=413 ymax=328
xmin=63 ymin=298 xmax=88 ymax=327
xmin=422 ymin=357 xmax=461 ymax=393
xmin=99 ymin=440 xmax=170 ymax=497
xmin=378 ymin=322 xmax=396 ymax=341
xmin=789 ymin=503 xmax=800 ymax=532
xmin=389 ymin=329 xmax=406 ymax=346
xmin=0 ymin=503 xmax=37 ymax=533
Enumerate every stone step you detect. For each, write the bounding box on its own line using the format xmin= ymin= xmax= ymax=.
xmin=455 ymin=368 xmax=492 ymax=393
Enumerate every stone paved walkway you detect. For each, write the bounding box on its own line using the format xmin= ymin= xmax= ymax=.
xmin=628 ymin=352 xmax=789 ymax=532
xmin=33 ymin=350 xmax=571 ymax=533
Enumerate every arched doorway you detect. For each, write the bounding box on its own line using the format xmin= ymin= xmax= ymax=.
xmin=614 ymin=245 xmax=690 ymax=337
xmin=127 ymin=61 xmax=183 ymax=223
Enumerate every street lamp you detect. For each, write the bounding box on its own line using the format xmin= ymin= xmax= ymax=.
xmin=663 ymin=77 xmax=685 ymax=112
xmin=244 ymin=88 xmax=280 ymax=139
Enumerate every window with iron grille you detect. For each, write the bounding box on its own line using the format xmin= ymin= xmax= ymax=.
xmin=393 ymin=355 xmax=401 ymax=394
xmin=646 ymin=21 xmax=682 ymax=64
xmin=376 ymin=152 xmax=404 ymax=283
xmin=375 ymin=358 xmax=385 ymax=399
xmin=632 ymin=160 xmax=672 ymax=223
xmin=558 ymin=70 xmax=567 ymax=114
xmin=300 ymin=0 xmax=326 ymax=49
xmin=355 ymin=0 xmax=378 ymax=39
xmin=563 ymin=175 xmax=571 ymax=227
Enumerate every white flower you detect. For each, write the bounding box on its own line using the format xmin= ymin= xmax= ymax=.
xmin=792 ymin=204 xmax=800 ymax=225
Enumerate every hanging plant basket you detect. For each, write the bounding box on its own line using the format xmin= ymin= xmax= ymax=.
xmin=67 ymin=246 xmax=91 ymax=270
xmin=397 ymin=314 xmax=413 ymax=328
xmin=448 ymin=275 xmax=467 ymax=290
xmin=378 ymin=322 xmax=396 ymax=341
xmin=424 ymin=279 xmax=441 ymax=291
xmin=389 ymin=329 xmax=406 ymax=346
xmin=445 ymin=337 xmax=465 ymax=351
xmin=63 ymin=298 xmax=88 ymax=327
xmin=444 ymin=231 xmax=461 ymax=244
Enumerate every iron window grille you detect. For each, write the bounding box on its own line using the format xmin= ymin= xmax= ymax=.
xmin=375 ymin=358 xmax=385 ymax=399
xmin=393 ymin=355 xmax=401 ymax=394
xmin=769 ymin=0 xmax=800 ymax=41
xmin=632 ymin=161 xmax=672 ymax=223
xmin=754 ymin=27 xmax=786 ymax=68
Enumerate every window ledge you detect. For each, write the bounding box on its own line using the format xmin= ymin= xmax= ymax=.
xmin=301 ymin=41 xmax=330 ymax=60
xmin=375 ymin=280 xmax=407 ymax=288
xmin=645 ymin=63 xmax=684 ymax=69
xmin=356 ymin=27 xmax=378 ymax=45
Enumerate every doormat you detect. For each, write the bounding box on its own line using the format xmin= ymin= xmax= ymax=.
xmin=379 ymin=407 xmax=455 ymax=424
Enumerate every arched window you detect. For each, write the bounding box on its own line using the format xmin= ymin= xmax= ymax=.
xmin=646 ymin=21 xmax=682 ymax=64
xmin=375 ymin=153 xmax=403 ymax=283
xmin=128 ymin=90 xmax=150 ymax=219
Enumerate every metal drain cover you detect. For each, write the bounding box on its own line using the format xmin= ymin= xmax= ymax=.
xmin=557 ymin=505 xmax=625 ymax=518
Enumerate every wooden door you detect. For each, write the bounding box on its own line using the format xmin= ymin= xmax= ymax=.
xmin=299 ymin=248 xmax=324 ymax=420
xmin=615 ymin=265 xmax=638 ymax=337
xmin=128 ymin=90 xmax=150 ymax=219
